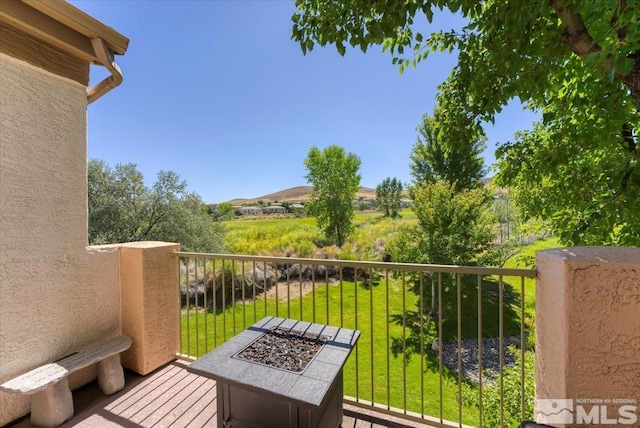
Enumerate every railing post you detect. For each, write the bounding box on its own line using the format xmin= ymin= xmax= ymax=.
xmin=535 ymin=247 xmax=640 ymax=427
xmin=120 ymin=242 xmax=180 ymax=375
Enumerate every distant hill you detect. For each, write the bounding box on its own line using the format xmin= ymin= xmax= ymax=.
xmin=224 ymin=178 xmax=499 ymax=205
xmin=227 ymin=185 xmax=376 ymax=205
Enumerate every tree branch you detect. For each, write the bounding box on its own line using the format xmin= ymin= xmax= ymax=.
xmin=551 ymin=0 xmax=640 ymax=107
xmin=611 ymin=0 xmax=628 ymax=41
xmin=549 ymin=0 xmax=598 ymax=57
xmin=622 ymin=124 xmax=638 ymax=156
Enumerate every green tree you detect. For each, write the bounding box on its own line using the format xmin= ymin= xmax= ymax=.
xmin=304 ymin=145 xmax=361 ymax=246
xmin=388 ymin=181 xmax=496 ymax=267
xmin=410 ymin=105 xmax=487 ymax=193
xmin=375 ymin=177 xmax=403 ymax=218
xmin=496 ymin=123 xmax=640 ymax=246
xmin=216 ymin=202 xmax=235 ymax=220
xmin=387 ymin=180 xmax=497 ymax=327
xmin=88 ymin=159 xmax=225 ymax=252
xmin=292 ymin=0 xmax=640 ymax=246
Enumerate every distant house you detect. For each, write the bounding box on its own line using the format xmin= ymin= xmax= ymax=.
xmin=400 ymin=198 xmax=412 ymax=208
xmin=240 ymin=206 xmax=263 ymax=215
xmin=265 ymin=205 xmax=286 ymax=214
xmin=289 ymin=203 xmax=305 ymax=212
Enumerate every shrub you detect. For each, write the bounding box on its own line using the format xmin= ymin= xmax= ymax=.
xmin=461 ymin=348 xmax=535 ymax=427
xmin=291 ymin=240 xmax=314 ymax=258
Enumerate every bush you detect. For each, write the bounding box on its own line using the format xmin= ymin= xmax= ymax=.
xmin=461 ymin=348 xmax=535 ymax=427
xmin=291 ymin=240 xmax=314 ymax=258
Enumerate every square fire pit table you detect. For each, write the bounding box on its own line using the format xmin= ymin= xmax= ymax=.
xmin=187 ymin=316 xmax=360 ymax=428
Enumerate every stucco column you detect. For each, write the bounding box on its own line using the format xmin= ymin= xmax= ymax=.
xmin=535 ymin=247 xmax=640 ymax=427
xmin=120 ymin=242 xmax=180 ymax=375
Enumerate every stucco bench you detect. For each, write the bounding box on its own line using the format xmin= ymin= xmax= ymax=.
xmin=0 ymin=335 xmax=132 ymax=427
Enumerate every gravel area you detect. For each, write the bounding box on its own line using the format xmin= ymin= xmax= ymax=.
xmin=234 ymin=328 xmax=329 ymax=372
xmin=439 ymin=336 xmax=522 ymax=383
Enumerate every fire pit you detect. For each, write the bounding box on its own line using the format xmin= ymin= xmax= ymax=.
xmin=234 ymin=327 xmax=329 ymax=372
xmin=187 ymin=316 xmax=359 ymax=428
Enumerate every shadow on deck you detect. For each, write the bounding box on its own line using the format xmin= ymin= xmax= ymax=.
xmin=9 ymin=360 xmax=436 ymax=428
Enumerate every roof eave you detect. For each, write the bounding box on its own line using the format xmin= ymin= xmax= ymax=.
xmin=0 ymin=0 xmax=129 ymax=64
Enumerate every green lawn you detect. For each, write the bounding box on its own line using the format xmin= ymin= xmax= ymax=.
xmin=181 ymin=236 xmax=560 ymax=425
xmin=181 ymin=274 xmax=479 ymax=425
xmin=502 ymin=236 xmax=561 ymax=348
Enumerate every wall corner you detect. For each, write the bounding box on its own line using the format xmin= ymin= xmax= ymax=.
xmin=119 ymin=242 xmax=180 ymax=375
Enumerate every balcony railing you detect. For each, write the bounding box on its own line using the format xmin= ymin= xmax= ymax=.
xmin=175 ymin=252 xmax=536 ymax=428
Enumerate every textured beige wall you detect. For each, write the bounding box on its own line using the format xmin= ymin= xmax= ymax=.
xmin=536 ymin=247 xmax=640 ymax=427
xmin=0 ymin=54 xmax=121 ymax=425
xmin=120 ymin=242 xmax=180 ymax=375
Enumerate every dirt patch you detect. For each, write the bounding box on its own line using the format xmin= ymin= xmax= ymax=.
xmin=242 ymin=279 xmax=341 ymax=304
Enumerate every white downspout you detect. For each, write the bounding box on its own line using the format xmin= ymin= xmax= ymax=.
xmin=87 ymin=37 xmax=123 ymax=104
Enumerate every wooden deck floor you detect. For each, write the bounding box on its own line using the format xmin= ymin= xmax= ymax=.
xmin=9 ymin=360 xmax=437 ymax=428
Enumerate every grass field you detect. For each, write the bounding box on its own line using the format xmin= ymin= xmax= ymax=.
xmin=223 ymin=210 xmax=416 ymax=258
xmin=223 ymin=216 xmax=320 ymax=255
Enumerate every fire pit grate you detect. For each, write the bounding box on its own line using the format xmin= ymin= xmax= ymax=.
xmin=233 ymin=328 xmax=329 ymax=373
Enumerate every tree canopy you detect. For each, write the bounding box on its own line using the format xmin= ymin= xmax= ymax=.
xmin=304 ymin=145 xmax=361 ymax=246
xmin=410 ymin=105 xmax=486 ymax=193
xmin=376 ymin=177 xmax=403 ymax=218
xmin=88 ymin=159 xmax=225 ymax=252
xmin=388 ymin=181 xmax=496 ymax=267
xmin=292 ymin=0 xmax=640 ymax=246
xmin=216 ymin=202 xmax=235 ymax=220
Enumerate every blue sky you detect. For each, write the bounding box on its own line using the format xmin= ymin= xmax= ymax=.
xmin=74 ymin=0 xmax=539 ymax=204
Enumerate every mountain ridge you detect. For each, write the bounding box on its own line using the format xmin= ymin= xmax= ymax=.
xmin=225 ymin=185 xmax=376 ymax=205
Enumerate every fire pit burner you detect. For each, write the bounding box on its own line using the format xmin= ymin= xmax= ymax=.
xmin=234 ymin=328 xmax=328 ymax=373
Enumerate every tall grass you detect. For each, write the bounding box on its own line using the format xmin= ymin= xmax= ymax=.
xmin=223 ymin=210 xmax=416 ymax=259
xmin=223 ymin=217 xmax=320 ymax=255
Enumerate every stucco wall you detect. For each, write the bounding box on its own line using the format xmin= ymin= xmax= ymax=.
xmin=120 ymin=242 xmax=180 ymax=375
xmin=536 ymin=247 xmax=640 ymax=427
xmin=0 ymin=53 xmax=121 ymax=425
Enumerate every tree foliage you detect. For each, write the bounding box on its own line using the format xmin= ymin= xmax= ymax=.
xmin=216 ymin=202 xmax=235 ymax=220
xmin=496 ymin=118 xmax=640 ymax=246
xmin=292 ymin=0 xmax=640 ymax=246
xmin=410 ymin=106 xmax=486 ymax=193
xmin=387 ymin=181 xmax=496 ymax=266
xmin=304 ymin=145 xmax=361 ymax=246
xmin=375 ymin=177 xmax=403 ymax=218
xmin=88 ymin=159 xmax=225 ymax=252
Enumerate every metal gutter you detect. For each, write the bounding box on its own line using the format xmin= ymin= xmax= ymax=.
xmin=87 ymin=37 xmax=123 ymax=104
xmin=1 ymin=0 xmax=129 ymax=102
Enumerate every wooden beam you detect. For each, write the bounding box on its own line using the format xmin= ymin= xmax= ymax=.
xmin=0 ymin=0 xmax=96 ymax=62
xmin=22 ymin=0 xmax=129 ymax=55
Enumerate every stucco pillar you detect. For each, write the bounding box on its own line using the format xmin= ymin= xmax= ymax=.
xmin=535 ymin=247 xmax=640 ymax=427
xmin=119 ymin=242 xmax=180 ymax=375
